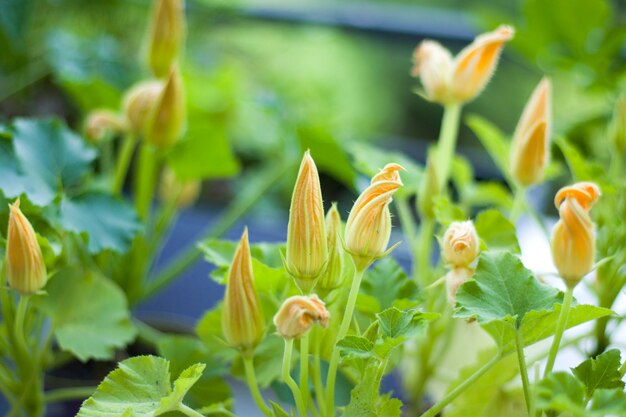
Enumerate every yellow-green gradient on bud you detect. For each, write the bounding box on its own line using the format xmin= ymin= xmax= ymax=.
xmin=411 ymin=40 xmax=454 ymax=104
xmin=144 ymin=65 xmax=186 ymax=148
xmin=344 ymin=163 xmax=404 ymax=270
xmin=551 ymin=182 xmax=601 ymax=288
xmin=222 ymin=228 xmax=265 ymax=354
xmin=146 ymin=0 xmax=186 ymax=78
xmin=510 ymin=78 xmax=551 ymax=186
xmin=6 ymin=200 xmax=47 ymax=294
xmin=122 ymin=80 xmax=164 ymax=136
xmin=316 ymin=204 xmax=345 ymax=293
xmin=273 ymin=294 xmax=329 ymax=339
xmin=442 ymin=221 xmax=479 ymax=269
xmin=83 ymin=109 xmax=127 ymax=143
xmin=285 ymin=151 xmax=328 ymax=293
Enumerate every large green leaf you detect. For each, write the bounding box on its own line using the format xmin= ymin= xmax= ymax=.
xmin=77 ymin=356 xmax=208 ymax=417
xmin=361 ymin=257 xmax=420 ymax=311
xmin=343 ymin=361 xmax=402 ymax=417
xmin=0 ymin=118 xmax=96 ymax=206
xmin=59 ymin=192 xmax=142 ymax=254
xmin=572 ymin=349 xmax=624 ymax=398
xmin=35 ymin=267 xmax=136 ymax=361
xmin=474 ymin=209 xmax=520 ymax=253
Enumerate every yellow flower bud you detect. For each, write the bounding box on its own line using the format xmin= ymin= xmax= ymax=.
xmin=5 ymin=200 xmax=47 ymax=294
xmin=285 ymin=151 xmax=328 ymax=293
xmin=316 ymin=204 xmax=345 ymax=293
xmin=123 ymin=80 xmax=164 ymax=136
xmin=510 ymin=78 xmax=552 ymax=186
xmin=442 ymin=221 xmax=479 ymax=268
xmin=445 ymin=267 xmax=474 ymax=306
xmin=551 ymin=182 xmax=601 ymax=288
xmin=273 ymin=294 xmax=329 ymax=339
xmin=411 ymin=40 xmax=454 ymax=104
xmin=145 ymin=65 xmax=186 ymax=148
xmin=222 ymin=228 xmax=265 ymax=353
xmin=417 ymin=151 xmax=440 ymax=220
xmin=608 ymin=94 xmax=626 ymax=152
xmin=83 ymin=109 xmax=127 ymax=143
xmin=345 ymin=163 xmax=404 ymax=270
xmin=146 ymin=0 xmax=186 ymax=78
xmin=158 ymin=168 xmax=201 ymax=208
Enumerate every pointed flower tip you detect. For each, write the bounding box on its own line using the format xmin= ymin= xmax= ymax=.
xmin=554 ymin=182 xmax=601 ymax=211
xmin=372 ymin=163 xmax=406 ymax=184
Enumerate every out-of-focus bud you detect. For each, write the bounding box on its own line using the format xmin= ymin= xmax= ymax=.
xmin=345 ymin=163 xmax=404 ymax=270
xmin=316 ymin=204 xmax=345 ymax=293
xmin=285 ymin=151 xmax=328 ymax=293
xmin=551 ymin=182 xmax=601 ymax=288
xmin=273 ymin=294 xmax=330 ymax=339
xmin=147 ymin=0 xmax=186 ymax=78
xmin=410 ymin=25 xmax=514 ymax=105
xmin=510 ymin=78 xmax=551 ymax=187
xmin=158 ymin=168 xmax=201 ymax=208
xmin=417 ymin=151 xmax=440 ymax=220
xmin=445 ymin=267 xmax=474 ymax=305
xmin=222 ymin=229 xmax=265 ymax=354
xmin=608 ymin=94 xmax=626 ymax=152
xmin=6 ymin=200 xmax=47 ymax=294
xmin=442 ymin=221 xmax=479 ymax=268
xmin=123 ymin=80 xmax=164 ymax=136
xmin=411 ymin=41 xmax=454 ymax=104
xmin=144 ymin=65 xmax=186 ymax=148
xmin=84 ymin=109 xmax=127 ymax=143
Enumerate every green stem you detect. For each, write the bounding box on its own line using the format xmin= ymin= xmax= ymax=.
xmin=135 ymin=143 xmax=159 ymax=221
xmin=112 ymin=134 xmax=137 ymax=195
xmin=543 ymin=286 xmax=574 ymax=377
xmin=619 ymin=359 xmax=626 ymax=377
xmin=283 ymin=339 xmax=307 ymax=417
xmin=14 ymin=295 xmax=30 ymax=366
xmin=436 ymin=104 xmax=462 ymax=190
xmin=510 ymin=186 xmax=526 ymax=223
xmin=142 ymin=161 xmax=293 ymax=301
xmin=44 ymin=386 xmax=96 ymax=403
xmin=325 ymin=266 xmax=366 ymax=416
xmin=177 ymin=403 xmax=217 ymax=417
xmin=416 ymin=218 xmax=435 ymax=285
xmin=312 ymin=337 xmax=326 ymax=417
xmin=395 ymin=195 xmax=419 ymax=275
xmin=300 ymin=333 xmax=310 ymax=412
xmin=420 ymin=352 xmax=502 ymax=417
xmin=515 ymin=329 xmax=533 ymax=414
xmin=243 ymin=355 xmax=273 ymax=417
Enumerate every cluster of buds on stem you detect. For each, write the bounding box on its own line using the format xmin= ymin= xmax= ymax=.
xmin=345 ymin=163 xmax=404 ymax=271
xmin=551 ymin=182 xmax=601 ymax=288
xmin=273 ymin=294 xmax=330 ymax=339
xmin=411 ymin=25 xmax=514 ymax=105
xmin=510 ymin=78 xmax=552 ymax=187
xmin=5 ymin=200 xmax=47 ymax=294
xmin=442 ymin=221 xmax=480 ymax=304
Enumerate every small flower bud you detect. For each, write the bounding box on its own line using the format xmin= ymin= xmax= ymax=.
xmin=510 ymin=78 xmax=551 ymax=186
xmin=123 ymin=80 xmax=164 ymax=136
xmin=442 ymin=221 xmax=479 ymax=268
xmin=146 ymin=0 xmax=186 ymax=78
xmin=6 ymin=200 xmax=47 ymax=294
xmin=83 ymin=109 xmax=127 ymax=143
xmin=222 ymin=229 xmax=265 ymax=353
xmin=273 ymin=294 xmax=329 ymax=339
xmin=450 ymin=25 xmax=514 ymax=103
xmin=411 ymin=40 xmax=454 ymax=104
xmin=316 ymin=204 xmax=345 ymax=293
xmin=285 ymin=151 xmax=328 ymax=293
xmin=608 ymin=94 xmax=626 ymax=152
xmin=158 ymin=168 xmax=201 ymax=208
xmin=345 ymin=163 xmax=404 ymax=270
xmin=144 ymin=65 xmax=186 ymax=148
xmin=417 ymin=151 xmax=440 ymax=220
xmin=551 ymin=182 xmax=601 ymax=287
xmin=446 ymin=267 xmax=474 ymax=305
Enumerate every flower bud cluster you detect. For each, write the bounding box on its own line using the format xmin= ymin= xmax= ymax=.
xmin=442 ymin=221 xmax=480 ymax=304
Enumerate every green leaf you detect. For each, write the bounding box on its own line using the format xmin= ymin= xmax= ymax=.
xmin=536 ymin=372 xmax=586 ymax=414
xmin=34 ymin=267 xmax=136 ymax=361
xmin=588 ymin=388 xmax=626 ymax=415
xmin=361 ymin=257 xmax=420 ymax=310
xmin=343 ymin=361 xmax=402 ymax=417
xmin=466 ymin=115 xmax=510 ymax=180
xmin=572 ymin=349 xmax=624 ymax=398
xmin=271 ymin=401 xmax=294 ymax=417
xmin=433 ymin=195 xmax=466 ymax=226
xmin=0 ymin=118 xmax=96 ymax=206
xmin=464 ymin=182 xmax=514 ymax=210
xmin=475 ymin=209 xmax=520 ymax=253
xmin=77 ymin=356 xmax=207 ymax=417
xmin=556 ymin=136 xmax=608 ymax=184
xmin=455 ymin=251 xmax=562 ymax=330
xmin=337 ymin=336 xmax=374 ymax=358
xmin=376 ymin=308 xmax=435 ymax=339
xmin=59 ymin=192 xmax=142 ymax=254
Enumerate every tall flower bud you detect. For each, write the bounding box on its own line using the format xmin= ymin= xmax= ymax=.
xmin=84 ymin=109 xmax=127 ymax=143
xmin=222 ymin=229 xmax=265 ymax=354
xmin=345 ymin=163 xmax=404 ymax=270
xmin=417 ymin=151 xmax=440 ymax=220
xmin=316 ymin=204 xmax=345 ymax=293
xmin=5 ymin=200 xmax=47 ymax=294
xmin=411 ymin=41 xmax=454 ymax=104
xmin=510 ymin=78 xmax=552 ymax=186
xmin=147 ymin=0 xmax=186 ymax=78
xmin=158 ymin=168 xmax=201 ymax=208
xmin=273 ymin=294 xmax=330 ymax=339
xmin=285 ymin=151 xmax=328 ymax=293
xmin=442 ymin=221 xmax=479 ymax=268
xmin=123 ymin=80 xmax=164 ymax=136
xmin=551 ymin=182 xmax=601 ymax=288
xmin=144 ymin=65 xmax=186 ymax=148
xmin=608 ymin=95 xmax=626 ymax=152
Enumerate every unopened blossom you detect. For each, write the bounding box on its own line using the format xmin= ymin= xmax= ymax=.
xmin=273 ymin=294 xmax=330 ymax=339
xmin=158 ymin=168 xmax=201 ymax=208
xmin=144 ymin=65 xmax=186 ymax=148
xmin=442 ymin=221 xmax=480 ymax=268
xmin=316 ymin=204 xmax=345 ymax=293
xmin=147 ymin=0 xmax=186 ymax=77
xmin=445 ymin=267 xmax=474 ymax=305
xmin=84 ymin=109 xmax=127 ymax=143
xmin=123 ymin=80 xmax=164 ymax=136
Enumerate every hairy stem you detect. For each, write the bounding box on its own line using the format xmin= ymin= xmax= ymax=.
xmin=300 ymin=333 xmax=310 ymax=413
xmin=515 ymin=330 xmax=533 ymax=414
xmin=543 ymin=286 xmax=574 ymax=377
xmin=283 ymin=339 xmax=307 ymax=417
xmin=243 ymin=355 xmax=273 ymax=417
xmin=112 ymin=134 xmax=136 ymax=195
xmin=436 ymin=104 xmax=462 ymax=190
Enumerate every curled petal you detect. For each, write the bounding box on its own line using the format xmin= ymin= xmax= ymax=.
xmin=554 ymin=182 xmax=601 ymax=212
xmin=273 ymin=294 xmax=330 ymax=339
xmin=442 ymin=221 xmax=480 ymax=268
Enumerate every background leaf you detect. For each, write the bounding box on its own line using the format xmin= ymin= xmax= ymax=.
xmin=571 ymin=349 xmax=624 ymax=399
xmin=474 ymin=209 xmax=520 ymax=253
xmin=361 ymin=258 xmax=420 ymax=310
